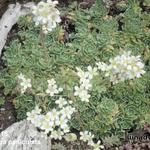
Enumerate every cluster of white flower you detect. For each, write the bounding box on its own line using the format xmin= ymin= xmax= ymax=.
xmin=80 ymin=131 xmax=104 ymax=150
xmin=46 ymin=78 xmax=63 ymax=96
xmin=96 ymin=62 xmax=108 ymax=72
xmin=18 ymin=73 xmax=32 ymax=93
xmin=27 ymin=97 xmax=76 ymax=140
xmin=96 ymin=51 xmax=145 ymax=84
xmin=32 ymin=0 xmax=61 ymax=34
xmin=27 ymin=106 xmax=42 ymax=124
xmin=74 ymin=66 xmax=98 ymax=102
xmin=80 ymin=131 xmax=94 ymax=143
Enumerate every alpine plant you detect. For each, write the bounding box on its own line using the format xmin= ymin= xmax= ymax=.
xmin=18 ymin=73 xmax=32 ymax=93
xmin=80 ymin=131 xmax=104 ymax=150
xmin=32 ymin=0 xmax=61 ymax=34
xmin=27 ymin=98 xmax=76 ymax=139
xmin=96 ymin=51 xmax=145 ymax=84
xmin=74 ymin=66 xmax=98 ymax=102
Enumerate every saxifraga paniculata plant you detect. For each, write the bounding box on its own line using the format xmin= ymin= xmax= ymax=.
xmin=0 ymin=0 xmax=150 ymax=146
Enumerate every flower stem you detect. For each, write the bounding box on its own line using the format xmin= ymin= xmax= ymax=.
xmin=40 ymin=29 xmax=45 ymax=48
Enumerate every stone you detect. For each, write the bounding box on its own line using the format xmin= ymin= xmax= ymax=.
xmin=0 ymin=2 xmax=34 ymax=56
xmin=0 ymin=120 xmax=51 ymax=150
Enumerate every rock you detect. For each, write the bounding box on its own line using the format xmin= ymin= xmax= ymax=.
xmin=0 ymin=2 xmax=34 ymax=56
xmin=0 ymin=120 xmax=51 ymax=150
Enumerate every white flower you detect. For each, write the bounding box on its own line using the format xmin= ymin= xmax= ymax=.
xmin=27 ymin=98 xmax=75 ymax=137
xmin=47 ymin=0 xmax=58 ymax=6
xmin=51 ymin=108 xmax=60 ymax=121
xmin=63 ymin=126 xmax=70 ymax=133
xmin=90 ymin=140 xmax=104 ymax=150
xmin=27 ymin=106 xmax=43 ymax=127
xmin=20 ymin=78 xmax=31 ymax=88
xmin=46 ymin=85 xmax=58 ymax=96
xmin=55 ymin=97 xmax=68 ymax=108
xmin=96 ymin=51 xmax=145 ymax=84
xmin=75 ymin=66 xmax=98 ymax=102
xmin=87 ymin=66 xmax=98 ymax=78
xmin=43 ymin=113 xmax=55 ymax=128
xmin=76 ymin=66 xmax=97 ymax=82
xmin=41 ymin=120 xmax=54 ymax=133
xmin=80 ymin=131 xmax=94 ymax=142
xmin=76 ymin=67 xmax=92 ymax=89
xmin=56 ymin=116 xmax=68 ymax=129
xmin=45 ymin=111 xmax=57 ymax=122
xmin=18 ymin=73 xmax=25 ymax=80
xmin=18 ymin=73 xmax=32 ymax=93
xmin=46 ymin=79 xmax=63 ymax=96
xmin=33 ymin=106 xmax=42 ymax=114
xmin=48 ymin=78 xmax=56 ymax=85
xmin=76 ymin=67 xmax=89 ymax=80
xmin=60 ymin=105 xmax=76 ymax=119
xmin=33 ymin=114 xmax=44 ymax=128
xmin=80 ymin=78 xmax=92 ymax=90
xmin=69 ymin=100 xmax=73 ymax=104
xmin=44 ymin=112 xmax=51 ymax=121
xmin=74 ymin=86 xmax=90 ymax=102
xmin=79 ymin=131 xmax=104 ymax=150
xmin=50 ymin=130 xmax=59 ymax=139
xmin=96 ymin=62 xmax=108 ymax=71
xmin=27 ymin=111 xmax=37 ymax=123
xmin=32 ymin=0 xmax=61 ymax=33
xmin=50 ymin=130 xmax=64 ymax=140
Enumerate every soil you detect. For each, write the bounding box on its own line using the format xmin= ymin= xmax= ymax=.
xmin=0 ymin=52 xmax=16 ymax=131
xmin=0 ymin=24 xmax=18 ymax=130
xmin=0 ymin=92 xmax=16 ymax=132
xmin=0 ymin=22 xmax=20 ymax=131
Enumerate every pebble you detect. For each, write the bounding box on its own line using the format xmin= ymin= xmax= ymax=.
xmin=0 ymin=108 xmax=5 ymax=111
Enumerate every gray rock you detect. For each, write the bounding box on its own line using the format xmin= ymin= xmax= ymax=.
xmin=0 ymin=2 xmax=34 ymax=56
xmin=0 ymin=120 xmax=51 ymax=150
